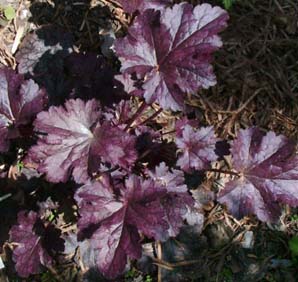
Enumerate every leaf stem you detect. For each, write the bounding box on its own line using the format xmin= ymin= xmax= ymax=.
xmin=206 ymin=168 xmax=240 ymax=177
xmin=137 ymin=108 xmax=163 ymax=126
xmin=160 ymin=129 xmax=176 ymax=136
xmin=157 ymin=241 xmax=162 ymax=282
xmin=125 ymin=101 xmax=148 ymax=131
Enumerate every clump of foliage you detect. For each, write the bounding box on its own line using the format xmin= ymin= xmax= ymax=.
xmin=1 ymin=0 xmax=298 ymax=280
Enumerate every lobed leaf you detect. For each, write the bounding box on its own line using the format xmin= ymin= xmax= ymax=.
xmin=9 ymin=211 xmax=56 ymax=277
xmin=218 ymin=127 xmax=298 ymax=222
xmin=75 ymin=175 xmax=169 ymax=278
xmin=115 ymin=3 xmax=228 ymax=111
xmin=0 ymin=67 xmax=47 ymax=152
xmin=149 ymin=162 xmax=194 ymax=236
xmin=176 ymin=125 xmax=218 ymax=172
xmin=27 ymin=99 xmax=101 ymax=183
xmin=27 ymin=99 xmax=137 ymax=183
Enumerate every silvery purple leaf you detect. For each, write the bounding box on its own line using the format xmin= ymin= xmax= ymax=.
xmin=116 ymin=0 xmax=172 ymax=14
xmin=0 ymin=67 xmax=47 ymax=152
xmin=149 ymin=162 xmax=194 ymax=236
xmin=92 ymin=123 xmax=137 ymax=169
xmin=115 ymin=73 xmax=144 ymax=98
xmin=184 ymin=188 xmax=211 ymax=230
xmin=218 ymin=127 xmax=298 ymax=222
xmin=115 ymin=3 xmax=228 ymax=111
xmin=15 ymin=26 xmax=74 ymax=106
xmin=27 ymin=99 xmax=137 ymax=183
xmin=27 ymin=99 xmax=101 ymax=183
xmin=149 ymin=162 xmax=187 ymax=192
xmin=9 ymin=211 xmax=52 ymax=277
xmin=176 ymin=125 xmax=218 ymax=172
xmin=75 ymin=175 xmax=168 ymax=278
xmin=175 ymin=117 xmax=198 ymax=137
xmin=16 ymin=25 xmax=74 ymax=75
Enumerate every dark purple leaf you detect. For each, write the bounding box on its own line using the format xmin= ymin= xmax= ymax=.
xmin=0 ymin=67 xmax=47 ymax=152
xmin=218 ymin=127 xmax=298 ymax=222
xmin=75 ymin=175 xmax=169 ymax=278
xmin=137 ymin=138 xmax=177 ymax=168
xmin=65 ymin=53 xmax=126 ymax=107
xmin=116 ymin=0 xmax=172 ymax=14
xmin=149 ymin=162 xmax=194 ymax=236
xmin=41 ymin=224 xmax=65 ymax=256
xmin=9 ymin=211 xmax=52 ymax=277
xmin=176 ymin=125 xmax=217 ymax=172
xmin=115 ymin=3 xmax=228 ymax=111
xmin=215 ymin=140 xmax=230 ymax=159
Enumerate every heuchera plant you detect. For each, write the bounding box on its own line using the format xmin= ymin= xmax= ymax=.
xmin=4 ymin=1 xmax=298 ymax=280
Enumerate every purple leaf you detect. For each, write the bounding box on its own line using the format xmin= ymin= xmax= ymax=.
xmin=176 ymin=125 xmax=218 ymax=172
xmin=65 ymin=53 xmax=126 ymax=107
xmin=218 ymin=127 xmax=298 ymax=222
xmin=9 ymin=211 xmax=52 ymax=278
xmin=103 ymin=100 xmax=137 ymax=126
xmin=115 ymin=73 xmax=144 ymax=97
xmin=0 ymin=67 xmax=47 ymax=152
xmin=16 ymin=27 xmax=125 ymax=107
xmin=116 ymin=0 xmax=172 ymax=14
xmin=92 ymin=123 xmax=137 ymax=169
xmin=115 ymin=3 xmax=228 ymax=111
xmin=16 ymin=25 xmax=74 ymax=75
xmin=149 ymin=162 xmax=194 ymax=236
xmin=75 ymin=175 xmax=169 ymax=278
xmin=16 ymin=25 xmax=74 ymax=106
xmin=149 ymin=162 xmax=187 ymax=192
xmin=27 ymin=99 xmax=137 ymax=183
xmin=215 ymin=140 xmax=230 ymax=159
xmin=27 ymin=99 xmax=101 ymax=184
xmin=175 ymin=117 xmax=198 ymax=137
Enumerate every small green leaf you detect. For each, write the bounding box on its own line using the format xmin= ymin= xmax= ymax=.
xmin=48 ymin=212 xmax=55 ymax=222
xmin=223 ymin=0 xmax=236 ymax=10
xmin=16 ymin=161 xmax=24 ymax=173
xmin=289 ymin=236 xmax=298 ymax=257
xmin=291 ymin=214 xmax=298 ymax=221
xmin=4 ymin=6 xmax=15 ymax=21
